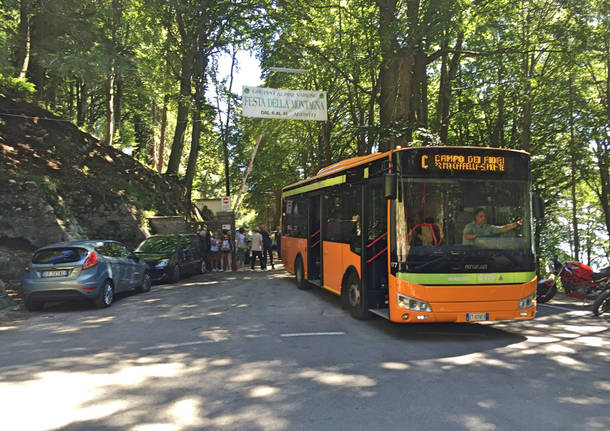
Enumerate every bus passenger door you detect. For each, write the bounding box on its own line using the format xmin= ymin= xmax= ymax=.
xmin=363 ymin=179 xmax=388 ymax=310
xmin=308 ymin=195 xmax=321 ymax=282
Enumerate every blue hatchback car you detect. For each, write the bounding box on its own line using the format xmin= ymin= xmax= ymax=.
xmin=21 ymin=240 xmax=151 ymax=311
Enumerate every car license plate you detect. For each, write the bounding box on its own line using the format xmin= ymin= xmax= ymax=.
xmin=466 ymin=312 xmax=489 ymax=322
xmin=41 ymin=270 xmax=69 ymax=278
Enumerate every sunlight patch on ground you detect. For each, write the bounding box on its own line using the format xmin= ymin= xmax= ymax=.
xmin=298 ymin=369 xmax=376 ymax=388
xmin=212 ymin=406 xmax=288 ymax=430
xmin=549 ymin=355 xmax=590 ymax=371
xmin=81 ymin=316 xmax=115 ymax=324
xmin=543 ymin=343 xmax=575 ymax=354
xmin=439 ymin=353 xmax=517 ymax=370
xmin=593 ymin=381 xmax=610 ymax=391
xmin=0 ymin=360 xmax=184 ymax=431
xmin=477 ymin=400 xmax=497 ymax=409
xmin=228 ymin=361 xmax=282 ymax=383
xmin=132 ymin=424 xmax=176 ymax=431
xmin=451 ymin=414 xmax=496 ymax=431
xmin=557 ymin=396 xmax=606 ymax=405
xmin=380 ymin=362 xmax=410 ymax=371
xmin=565 ymin=336 xmax=608 ymax=348
xmin=169 ymin=397 xmax=205 ymax=427
xmin=198 ymin=328 xmax=230 ymax=342
xmin=209 ymin=358 xmax=233 ymax=367
xmin=249 ymin=385 xmax=278 ymax=398
xmin=0 ymin=325 xmax=18 ymax=331
xmin=53 ymin=327 xmax=81 ymax=333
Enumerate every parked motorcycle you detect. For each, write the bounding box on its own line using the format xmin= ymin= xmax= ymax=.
xmin=536 ymin=257 xmax=610 ymax=304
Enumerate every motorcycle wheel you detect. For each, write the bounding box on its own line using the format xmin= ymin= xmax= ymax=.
xmin=537 ymin=283 xmax=557 ymax=304
xmin=592 ymin=289 xmax=610 ymax=316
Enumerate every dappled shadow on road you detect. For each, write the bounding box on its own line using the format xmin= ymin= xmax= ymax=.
xmin=0 ymin=270 xmax=609 ymax=430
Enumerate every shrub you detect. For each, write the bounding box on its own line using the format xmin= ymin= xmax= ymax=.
xmin=0 ymin=74 xmax=36 ymax=100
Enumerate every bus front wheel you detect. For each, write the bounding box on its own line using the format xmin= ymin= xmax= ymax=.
xmin=346 ymin=272 xmax=371 ymax=320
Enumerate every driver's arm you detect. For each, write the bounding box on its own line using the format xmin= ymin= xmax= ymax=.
xmin=497 ymin=220 xmax=522 ymax=233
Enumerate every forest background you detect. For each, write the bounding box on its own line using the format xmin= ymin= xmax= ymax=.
xmin=0 ymin=0 xmax=608 ymax=269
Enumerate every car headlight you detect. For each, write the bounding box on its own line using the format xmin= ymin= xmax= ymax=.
xmin=518 ymin=292 xmax=537 ymax=309
xmin=397 ymin=293 xmax=431 ymax=312
xmin=154 ymin=259 xmax=169 ymax=269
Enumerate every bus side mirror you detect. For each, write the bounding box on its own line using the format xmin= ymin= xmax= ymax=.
xmin=533 ymin=194 xmax=544 ymax=219
xmin=384 ymin=173 xmax=396 ymax=200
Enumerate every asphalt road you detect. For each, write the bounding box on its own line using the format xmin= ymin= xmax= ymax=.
xmin=1 ymin=267 xmax=608 ymax=431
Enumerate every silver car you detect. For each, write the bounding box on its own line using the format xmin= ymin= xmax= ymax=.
xmin=21 ymin=240 xmax=151 ymax=311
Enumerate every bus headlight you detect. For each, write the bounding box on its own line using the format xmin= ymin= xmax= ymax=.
xmin=518 ymin=292 xmax=537 ymax=309
xmin=397 ymin=294 xmax=431 ymax=312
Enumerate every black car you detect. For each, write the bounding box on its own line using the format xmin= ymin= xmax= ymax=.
xmin=134 ymin=234 xmax=204 ymax=283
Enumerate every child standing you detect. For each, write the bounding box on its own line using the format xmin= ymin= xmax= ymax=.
xmin=220 ymin=231 xmax=233 ymax=271
xmin=210 ymin=231 xmax=221 ymax=271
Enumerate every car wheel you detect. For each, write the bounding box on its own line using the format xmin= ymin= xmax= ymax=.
xmin=136 ymin=273 xmax=152 ymax=293
xmin=95 ymin=280 xmax=114 ymax=308
xmin=345 ymin=272 xmax=371 ymax=320
xmin=169 ymin=265 xmax=181 ymax=283
xmin=25 ymin=298 xmax=43 ymax=311
xmin=295 ymin=256 xmax=309 ymax=290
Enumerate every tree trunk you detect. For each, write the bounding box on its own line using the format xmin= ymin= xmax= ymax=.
xmin=376 ymin=0 xmax=398 ymax=152
xmin=16 ymin=0 xmax=32 ymax=79
xmin=166 ymin=50 xmax=193 ymax=176
xmin=157 ymin=94 xmax=169 ymax=173
xmin=185 ymin=107 xmax=201 ymax=201
xmin=184 ymin=34 xmax=208 ymax=201
xmin=436 ymin=33 xmax=463 ymax=144
xmin=569 ymin=74 xmax=580 ymax=260
xmin=103 ymin=58 xmax=116 ymax=146
xmin=76 ymin=79 xmax=88 ymax=127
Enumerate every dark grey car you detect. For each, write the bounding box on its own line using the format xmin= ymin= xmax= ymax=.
xmin=21 ymin=240 xmax=151 ymax=311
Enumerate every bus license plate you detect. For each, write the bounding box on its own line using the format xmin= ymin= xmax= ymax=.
xmin=41 ymin=270 xmax=69 ymax=278
xmin=466 ymin=312 xmax=488 ymax=322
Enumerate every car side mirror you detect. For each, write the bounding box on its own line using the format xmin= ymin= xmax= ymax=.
xmin=384 ymin=173 xmax=396 ymax=200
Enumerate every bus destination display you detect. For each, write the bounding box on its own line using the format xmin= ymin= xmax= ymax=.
xmin=421 ymin=153 xmax=505 ymax=172
xmin=403 ymin=148 xmax=529 ymax=180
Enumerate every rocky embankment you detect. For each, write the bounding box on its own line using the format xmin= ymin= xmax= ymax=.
xmin=0 ymin=94 xmax=194 ymax=308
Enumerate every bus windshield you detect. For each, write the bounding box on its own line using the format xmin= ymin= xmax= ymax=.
xmin=393 ymin=177 xmax=535 ymax=274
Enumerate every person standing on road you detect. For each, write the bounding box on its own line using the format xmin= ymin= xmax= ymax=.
xmin=260 ymin=225 xmax=274 ymax=269
xmin=220 ymin=231 xmax=233 ymax=272
xmin=236 ymin=228 xmax=248 ymax=271
xmin=198 ymin=229 xmax=211 ymax=272
xmin=250 ymin=228 xmax=265 ymax=270
xmin=210 ymin=231 xmax=221 ymax=271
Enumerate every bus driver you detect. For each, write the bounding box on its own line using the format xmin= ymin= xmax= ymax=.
xmin=463 ymin=208 xmax=522 ymax=245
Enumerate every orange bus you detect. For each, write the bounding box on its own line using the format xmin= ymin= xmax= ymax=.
xmin=280 ymin=146 xmax=540 ymax=323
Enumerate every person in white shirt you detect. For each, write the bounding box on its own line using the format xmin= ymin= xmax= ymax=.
xmin=250 ymin=228 xmax=265 ymax=270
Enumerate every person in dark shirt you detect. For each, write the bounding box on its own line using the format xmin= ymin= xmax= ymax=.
xmin=198 ymin=229 xmax=211 ymax=272
xmin=260 ymin=225 xmax=274 ymax=269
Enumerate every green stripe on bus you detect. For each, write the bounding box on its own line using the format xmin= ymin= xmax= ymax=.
xmin=396 ymin=272 xmax=536 ymax=285
xmin=283 ymin=175 xmax=346 ymax=197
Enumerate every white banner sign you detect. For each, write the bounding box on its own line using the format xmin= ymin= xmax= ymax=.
xmin=242 ymin=86 xmax=327 ymax=121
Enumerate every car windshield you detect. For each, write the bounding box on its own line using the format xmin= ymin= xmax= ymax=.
xmin=392 ymin=177 xmax=535 ymax=273
xmin=135 ymin=237 xmax=181 ymax=253
xmin=32 ymin=247 xmax=88 ymax=264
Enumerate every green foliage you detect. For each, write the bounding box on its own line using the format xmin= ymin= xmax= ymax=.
xmin=0 ymin=0 xmax=607 ymax=264
xmin=0 ymin=74 xmax=36 ymax=99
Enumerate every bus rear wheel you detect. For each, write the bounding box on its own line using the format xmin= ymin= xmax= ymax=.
xmin=346 ymin=272 xmax=371 ymax=320
xmin=295 ymin=256 xmax=309 ymax=290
